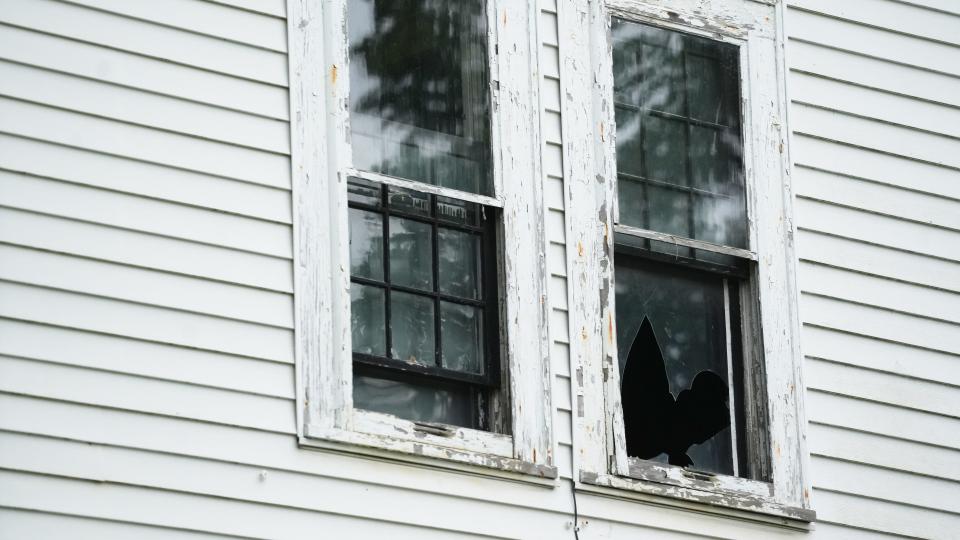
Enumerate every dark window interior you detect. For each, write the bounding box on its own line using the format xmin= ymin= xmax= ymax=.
xmin=347 ymin=178 xmax=500 ymax=430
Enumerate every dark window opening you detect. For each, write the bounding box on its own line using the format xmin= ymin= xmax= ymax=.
xmin=347 ymin=178 xmax=500 ymax=430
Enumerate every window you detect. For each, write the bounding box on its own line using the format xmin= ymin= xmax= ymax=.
xmin=563 ymin=0 xmax=814 ymax=522
xmin=612 ymin=19 xmax=753 ymax=479
xmin=288 ymin=0 xmax=555 ymax=477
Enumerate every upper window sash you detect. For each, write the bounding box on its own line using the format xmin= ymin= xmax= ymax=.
xmin=287 ymin=0 xmax=555 ymax=479
xmin=334 ymin=0 xmax=505 ymax=207
xmin=559 ymin=0 xmax=813 ymax=523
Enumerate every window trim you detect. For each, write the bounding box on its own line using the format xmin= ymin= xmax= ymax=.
xmin=287 ymin=0 xmax=556 ymax=479
xmin=559 ymin=0 xmax=814 ymax=523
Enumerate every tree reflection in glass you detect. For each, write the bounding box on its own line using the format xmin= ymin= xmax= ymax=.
xmin=348 ymin=0 xmax=492 ymax=195
xmin=612 ymin=18 xmax=747 ymax=261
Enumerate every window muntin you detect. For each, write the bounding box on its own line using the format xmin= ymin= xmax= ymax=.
xmin=345 ymin=0 xmax=501 ymax=431
xmin=347 ymin=178 xmax=499 ymax=429
xmin=611 ymin=18 xmax=758 ymax=480
xmin=348 ymin=0 xmax=493 ymax=196
xmin=612 ymin=19 xmax=747 ymax=262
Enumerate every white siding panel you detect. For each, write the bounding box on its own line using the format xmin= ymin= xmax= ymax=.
xmin=0 ymin=207 xmax=293 ymax=293
xmin=789 ymin=70 xmax=960 ymax=140
xmin=810 ymin=423 xmax=960 ymax=482
xmin=0 ymin=134 xmax=292 ymax=223
xmin=791 ymin=7 xmax=960 ymax=534
xmin=788 ymin=39 xmax=960 ymax=110
xmin=812 ymin=489 xmax=960 ymax=540
xmin=801 ymin=293 xmax=960 ymax=356
xmin=0 ymin=0 xmax=288 ymax=85
xmin=206 ymin=0 xmax=286 ymax=18
xmin=796 ymin=197 xmax=960 ymax=262
xmin=798 ymin=261 xmax=960 ymax=324
xmin=60 ymin=0 xmax=288 ymax=52
xmin=0 ymin=171 xmax=292 ymax=258
xmin=0 ymin=319 xmax=294 ymax=398
xmin=0 ymin=471 xmax=494 ymax=540
xmin=0 ymin=60 xmax=290 ymax=153
xmin=0 ymin=508 xmax=238 ymax=540
xmin=806 ymin=358 xmax=959 ymax=419
xmin=791 ymin=135 xmax=960 ymax=200
xmin=787 ymin=7 xmax=960 ymax=77
xmin=0 ymin=24 xmax=288 ymax=119
xmin=789 ymin=0 xmax=960 ymax=46
xmin=806 ymin=390 xmax=960 ymax=451
xmin=797 ymin=229 xmax=960 ymax=294
xmin=792 ymin=103 xmax=960 ymax=170
xmin=802 ymin=325 xmax=960 ymax=388
xmin=0 ymin=356 xmax=294 ymax=432
xmin=0 ymin=244 xmax=294 ymax=328
xmin=0 ymin=282 xmax=294 ymax=363
xmin=0 ymin=99 xmax=290 ymax=187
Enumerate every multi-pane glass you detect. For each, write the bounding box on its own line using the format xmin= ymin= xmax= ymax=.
xmin=612 ymin=19 xmax=747 ymax=257
xmin=347 ymin=178 xmax=495 ymax=428
xmin=612 ymin=20 xmax=750 ymax=478
xmin=348 ymin=0 xmax=493 ymax=195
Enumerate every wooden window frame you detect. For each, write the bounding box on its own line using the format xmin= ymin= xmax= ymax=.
xmin=287 ymin=0 xmax=556 ymax=479
xmin=559 ymin=0 xmax=815 ymax=524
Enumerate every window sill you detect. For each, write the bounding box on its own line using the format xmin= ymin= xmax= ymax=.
xmin=301 ymin=415 xmax=558 ymax=483
xmin=579 ymin=470 xmax=816 ymax=529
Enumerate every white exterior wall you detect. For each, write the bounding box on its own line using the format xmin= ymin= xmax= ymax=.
xmin=0 ymin=0 xmax=956 ymax=538
xmin=786 ymin=0 xmax=960 ymax=537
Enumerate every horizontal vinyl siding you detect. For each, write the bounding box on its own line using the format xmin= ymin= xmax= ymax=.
xmin=787 ymin=1 xmax=960 ymax=538
xmin=0 ymin=1 xmax=578 ymax=538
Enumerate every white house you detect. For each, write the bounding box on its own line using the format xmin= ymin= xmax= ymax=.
xmin=0 ymin=0 xmax=957 ymax=538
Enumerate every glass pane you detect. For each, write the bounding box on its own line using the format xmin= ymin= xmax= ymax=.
xmin=348 ymin=0 xmax=492 ymax=195
xmin=642 ymin=115 xmax=686 ymax=184
xmin=689 ymin=126 xmax=722 ymax=193
xmin=354 ymin=373 xmax=474 ymax=428
xmin=390 ymin=291 xmax=435 ymax=365
xmin=436 ymin=196 xmax=479 ymax=227
xmin=612 ymin=18 xmax=747 ymax=251
xmin=686 ymin=53 xmax=724 ymax=124
xmin=647 ymin=185 xmax=689 ymax=238
xmin=615 ymin=106 xmax=643 ymax=178
xmin=389 ymin=216 xmax=433 ymax=291
xmin=388 ymin=186 xmax=431 ymax=217
xmin=349 ymin=208 xmax=384 ymax=280
xmin=695 ymin=194 xmax=747 ymax=249
xmin=441 ymin=302 xmax=483 ymax=374
xmin=351 ymin=284 xmax=386 ymax=356
xmin=348 ymin=176 xmax=382 ymax=207
xmin=615 ymin=259 xmax=733 ymax=476
xmin=438 ymin=229 xmax=481 ymax=299
xmin=617 ymin=177 xmax=646 ymax=230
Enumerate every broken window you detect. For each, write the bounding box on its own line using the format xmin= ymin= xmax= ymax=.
xmin=612 ymin=19 xmax=755 ymax=478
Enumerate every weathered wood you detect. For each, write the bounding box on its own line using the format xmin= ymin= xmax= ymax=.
xmin=562 ymin=0 xmax=813 ymax=518
xmin=289 ymin=0 xmax=554 ymax=476
xmin=614 ymin=224 xmax=758 ymax=261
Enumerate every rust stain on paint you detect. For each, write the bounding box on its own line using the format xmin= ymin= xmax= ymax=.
xmin=577 ymin=240 xmax=584 ymax=257
xmin=608 ymin=312 xmax=614 ymax=344
xmin=331 ymin=64 xmax=338 ymax=85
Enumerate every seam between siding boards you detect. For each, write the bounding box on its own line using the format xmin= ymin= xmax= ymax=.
xmin=786 ymin=4 xmax=960 ymax=48
xmin=0 ymin=22 xmax=288 ymax=89
xmin=0 ymin=428 xmax=573 ymax=521
xmin=54 ymin=0 xmax=288 ymax=54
